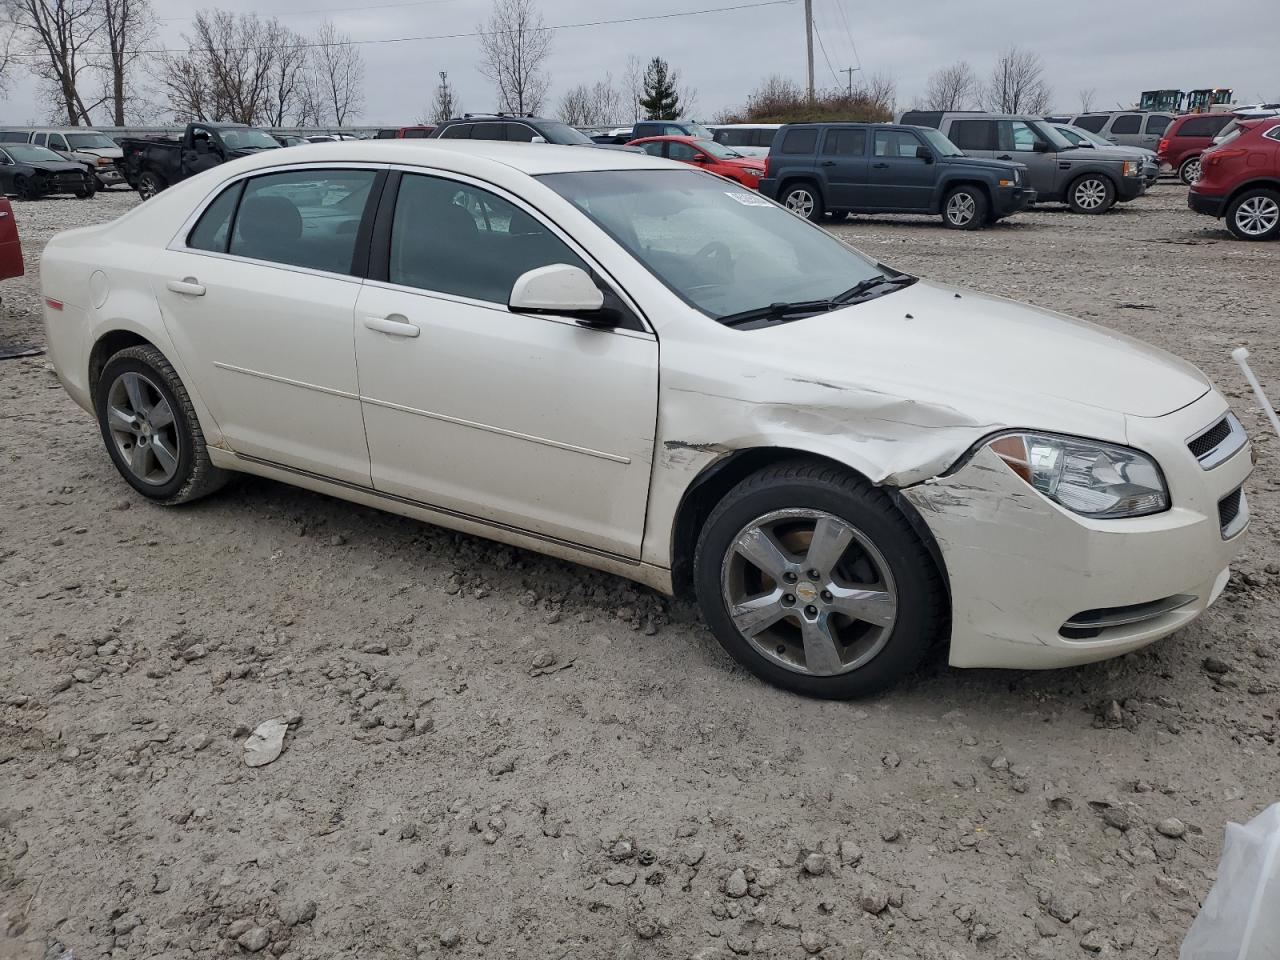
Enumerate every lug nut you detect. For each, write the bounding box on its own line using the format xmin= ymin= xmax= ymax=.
xmin=805 ymin=605 xmax=818 ymax=617
xmin=783 ymin=571 xmax=797 ymax=583
xmin=821 ymin=590 xmax=833 ymax=602
xmin=782 ymin=594 xmax=795 ymax=606
xmin=807 ymin=569 xmax=820 ymax=580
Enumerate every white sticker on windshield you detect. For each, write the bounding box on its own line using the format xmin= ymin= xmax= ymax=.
xmin=724 ymin=191 xmax=772 ymax=207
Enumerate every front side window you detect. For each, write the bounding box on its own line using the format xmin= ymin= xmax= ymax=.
xmin=822 ymin=129 xmax=867 ymax=156
xmin=1110 ymin=114 xmax=1142 ymax=135
xmin=471 ymin=123 xmax=505 ymax=140
xmin=227 ymin=169 xmax=377 ymax=274
xmin=637 ymin=141 xmax=664 ymax=157
xmin=49 ymin=134 xmax=68 ymax=151
xmin=541 ymin=168 xmax=888 ymax=322
xmin=438 ymin=124 xmax=472 ymax=139
xmin=873 ymin=129 xmax=923 ymax=158
xmin=505 ymin=124 xmax=535 ymax=142
xmin=1074 ymin=115 xmax=1108 ymax=133
xmin=388 ymin=174 xmax=590 ymax=305
xmin=1000 ymin=120 xmax=1041 ymax=152
xmin=780 ymin=129 xmax=818 ymax=154
xmin=667 ymin=141 xmax=699 ymax=162
xmin=32 ymin=133 xmax=47 ymax=146
xmin=948 ymin=119 xmax=994 ymax=151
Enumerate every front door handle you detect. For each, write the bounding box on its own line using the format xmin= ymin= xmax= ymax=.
xmin=819 ymin=160 xmax=836 ymax=166
xmin=166 ymin=277 xmax=205 ymax=297
xmin=997 ymin=154 xmax=1012 ymax=160
xmin=363 ymin=314 xmax=420 ymax=338
xmin=872 ymin=162 xmax=889 ymax=168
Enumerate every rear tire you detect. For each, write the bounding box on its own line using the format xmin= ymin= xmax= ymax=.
xmin=94 ymin=345 xmax=230 ymax=505
xmin=136 ymin=171 xmax=165 ymax=200
xmin=1066 ymin=174 xmax=1115 ymax=214
xmin=941 ymin=185 xmax=988 ymax=230
xmin=1225 ymin=188 xmax=1280 ymax=241
xmin=693 ymin=460 xmax=946 ymax=699
xmin=1178 ymin=156 xmax=1201 ymax=185
xmin=781 ymin=182 xmax=824 ymax=222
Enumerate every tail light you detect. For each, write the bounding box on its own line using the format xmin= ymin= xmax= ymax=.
xmin=1205 ymin=148 xmax=1247 ymax=168
xmin=763 ymin=156 xmax=770 ymax=178
xmin=1157 ymin=137 xmax=1170 ymax=154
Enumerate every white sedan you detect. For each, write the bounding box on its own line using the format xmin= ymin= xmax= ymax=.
xmin=40 ymin=141 xmax=1252 ymax=698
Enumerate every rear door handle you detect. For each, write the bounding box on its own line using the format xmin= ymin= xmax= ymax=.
xmin=819 ymin=160 xmax=836 ymax=166
xmin=997 ymin=154 xmax=1012 ymax=160
xmin=166 ymin=277 xmax=205 ymax=297
xmin=872 ymin=162 xmax=889 ymax=168
xmin=363 ymin=314 xmax=420 ymax=338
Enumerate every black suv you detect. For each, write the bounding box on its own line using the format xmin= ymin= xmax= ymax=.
xmin=432 ymin=114 xmax=638 ymax=150
xmin=758 ymin=123 xmax=1035 ymax=229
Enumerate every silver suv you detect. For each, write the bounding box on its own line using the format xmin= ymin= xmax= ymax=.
xmin=1064 ymin=111 xmax=1175 ymax=151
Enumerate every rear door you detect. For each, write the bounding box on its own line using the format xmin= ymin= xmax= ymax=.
xmin=1106 ymin=113 xmax=1143 ymax=147
xmin=866 ymin=128 xmax=933 ymax=210
xmin=997 ymin=120 xmax=1058 ymax=196
xmin=819 ymin=127 xmax=869 ymax=209
xmin=1142 ymin=114 xmax=1172 ymax=148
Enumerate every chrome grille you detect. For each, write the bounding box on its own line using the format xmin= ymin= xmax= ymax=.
xmin=1188 ymin=412 xmax=1247 ymax=469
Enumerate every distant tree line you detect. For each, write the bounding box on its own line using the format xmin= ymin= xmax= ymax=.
xmin=918 ymin=46 xmax=1052 ymax=114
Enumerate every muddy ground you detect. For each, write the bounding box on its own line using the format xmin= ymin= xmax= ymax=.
xmin=2 ymin=185 xmax=1279 ymax=960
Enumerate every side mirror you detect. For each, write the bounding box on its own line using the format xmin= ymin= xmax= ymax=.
xmin=1033 ymin=141 xmax=1051 ymax=152
xmin=914 ymin=145 xmax=934 ymax=162
xmin=509 ymin=264 xmax=610 ymax=323
xmin=530 ymin=135 xmax=547 ymax=144
xmin=690 ymin=153 xmax=708 ymax=162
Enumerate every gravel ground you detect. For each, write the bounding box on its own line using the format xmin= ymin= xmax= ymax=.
xmin=2 ymin=184 xmax=1279 ymax=960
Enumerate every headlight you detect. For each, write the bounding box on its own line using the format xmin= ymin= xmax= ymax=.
xmin=1122 ymin=160 xmax=1140 ymax=177
xmin=986 ymin=432 xmax=1168 ymax=518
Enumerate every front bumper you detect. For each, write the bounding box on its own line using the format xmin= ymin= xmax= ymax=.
xmin=1116 ymin=175 xmax=1148 ymax=202
xmin=903 ymin=390 xmax=1252 ymax=669
xmin=1188 ymin=189 xmax=1226 ymax=218
xmin=992 ymin=186 xmax=1036 ymax=216
xmin=95 ymin=166 xmax=125 ymax=185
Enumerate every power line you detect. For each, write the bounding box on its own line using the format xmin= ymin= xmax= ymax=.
xmin=812 ymin=20 xmax=840 ymax=86
xmin=10 ymin=0 xmax=796 ymax=63
xmin=832 ymin=0 xmax=861 ymax=72
xmin=158 ymin=0 xmax=458 ymax=23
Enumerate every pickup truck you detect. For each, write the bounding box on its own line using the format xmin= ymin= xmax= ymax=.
xmin=120 ymin=123 xmax=281 ymax=199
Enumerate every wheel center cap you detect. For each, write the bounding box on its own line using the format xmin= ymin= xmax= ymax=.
xmin=795 ymin=582 xmax=818 ymax=603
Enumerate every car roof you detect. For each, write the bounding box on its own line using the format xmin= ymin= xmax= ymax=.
xmin=630 ymin=135 xmax=702 ymax=143
xmin=222 ymin=139 xmax=675 ymax=176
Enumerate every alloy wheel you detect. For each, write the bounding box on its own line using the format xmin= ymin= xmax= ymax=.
xmin=785 ymin=189 xmax=815 ymax=218
xmin=106 ymin=371 xmax=181 ymax=485
xmin=720 ymin=508 xmax=898 ymax=677
xmin=946 ymin=192 xmax=976 ymax=226
xmin=1234 ymin=196 xmax=1280 ymax=237
xmin=1074 ymin=178 xmax=1107 ymax=210
xmin=1182 ymin=158 xmax=1201 ymax=184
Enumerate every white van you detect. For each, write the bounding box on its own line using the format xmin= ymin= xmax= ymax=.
xmin=709 ymin=123 xmax=782 ymax=158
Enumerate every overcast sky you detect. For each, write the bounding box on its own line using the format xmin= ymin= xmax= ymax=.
xmin=2 ymin=0 xmax=1277 ymax=126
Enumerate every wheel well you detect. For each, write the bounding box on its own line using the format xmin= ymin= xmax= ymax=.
xmin=1224 ymin=179 xmax=1280 ymax=210
xmin=88 ymin=330 xmax=153 ymax=394
xmin=1070 ymin=170 xmax=1116 ymax=191
xmin=668 ymin=447 xmax=950 ymax=607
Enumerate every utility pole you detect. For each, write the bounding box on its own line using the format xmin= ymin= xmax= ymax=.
xmin=803 ymin=0 xmax=814 ymax=103
xmin=840 ymin=66 xmax=857 ymax=98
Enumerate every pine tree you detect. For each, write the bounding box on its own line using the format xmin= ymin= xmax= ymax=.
xmin=639 ymin=57 xmax=682 ymax=120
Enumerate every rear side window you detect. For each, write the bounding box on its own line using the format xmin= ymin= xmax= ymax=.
xmin=388 ymin=173 xmax=590 ymax=304
xmin=438 ymin=124 xmax=471 ymax=139
xmin=228 ymin=169 xmax=378 ymax=275
xmin=471 ymin=123 xmax=504 ymax=140
xmin=32 ymin=133 xmax=47 ymax=146
xmin=1144 ymin=115 xmax=1172 ymax=135
xmin=1074 ymin=115 xmax=1108 ymax=133
xmin=1178 ymin=116 xmax=1230 ymax=138
xmin=187 ymin=181 xmax=244 ymax=253
xmin=717 ymin=129 xmax=749 ymax=147
xmin=821 ymin=129 xmax=866 ymax=155
xmin=1110 ymin=114 xmax=1141 ymax=134
xmin=948 ymin=119 xmax=994 ymax=151
xmin=505 ymin=124 xmax=535 ymax=142
xmin=0 ymin=131 xmax=28 ymax=142
xmin=780 ymin=129 xmax=818 ymax=154
xmin=1265 ymin=125 xmax=1280 ymax=143
xmin=402 ymin=128 xmax=431 ymax=139
xmin=753 ymin=129 xmax=778 ymax=147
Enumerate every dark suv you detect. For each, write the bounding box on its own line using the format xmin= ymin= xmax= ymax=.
xmin=758 ymin=123 xmax=1034 ymax=229
xmin=432 ymin=114 xmax=638 ymax=150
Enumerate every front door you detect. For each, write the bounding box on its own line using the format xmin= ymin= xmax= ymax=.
xmin=997 ymin=120 xmax=1059 ymax=196
xmin=155 ymin=167 xmax=381 ymax=485
xmin=819 ymin=127 xmax=869 ymax=209
xmin=866 ymin=129 xmax=933 ymax=210
xmin=353 ymin=172 xmax=658 ymax=558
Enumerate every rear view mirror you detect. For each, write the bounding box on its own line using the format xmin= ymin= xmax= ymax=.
xmin=509 ymin=264 xmax=607 ymax=320
xmin=914 ymin=145 xmax=934 ymax=162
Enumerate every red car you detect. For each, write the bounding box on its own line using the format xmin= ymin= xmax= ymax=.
xmin=625 ymin=135 xmax=766 ymax=188
xmin=1157 ymin=113 xmax=1235 ymax=184
xmin=1188 ymin=117 xmax=1280 ymax=240
xmin=0 ymin=198 xmax=23 ymax=280
xmin=374 ymin=125 xmax=437 ymax=139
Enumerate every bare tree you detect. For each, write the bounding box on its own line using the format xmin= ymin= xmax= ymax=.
xmin=312 ymin=19 xmax=363 ymax=126
xmin=863 ymin=70 xmax=897 ymax=115
xmin=923 ymin=60 xmax=977 ymax=111
xmin=983 ymin=45 xmax=1051 ymax=114
xmin=264 ymin=27 xmax=310 ymax=126
xmin=1078 ymin=87 xmax=1097 ymax=112
xmin=558 ymin=74 xmax=623 ymax=126
xmin=621 ymin=54 xmax=643 ymax=123
xmin=427 ymin=70 xmax=457 ymax=123
xmin=557 ymin=83 xmax=592 ymax=126
xmin=477 ymin=0 xmax=551 ymax=114
xmin=97 ymin=0 xmax=153 ymax=125
xmin=8 ymin=0 xmax=103 ymax=125
xmin=154 ymin=11 xmax=284 ymax=124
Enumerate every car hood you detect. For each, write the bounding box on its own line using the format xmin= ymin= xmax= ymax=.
xmin=587 ymin=142 xmax=645 ymax=153
xmin=944 ymin=155 xmax=1026 ymax=174
xmin=79 ymin=147 xmax=123 ymax=159
xmin=21 ymin=160 xmax=87 ymax=174
xmin=750 ymin=280 xmax=1209 ymax=420
xmin=1079 ymin=144 xmax=1156 ymax=160
xmin=723 ymin=157 xmax=765 ymax=169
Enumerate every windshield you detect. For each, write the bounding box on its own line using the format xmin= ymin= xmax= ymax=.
xmin=1213 ymin=122 xmax=1241 ymax=145
xmin=540 ymin=168 xmax=893 ymax=322
xmin=1067 ymin=126 xmax=1110 ymax=147
xmin=218 ymin=128 xmax=280 ymax=151
xmin=537 ymin=121 xmax=593 ymax=145
xmin=919 ymin=128 xmax=964 ymax=157
xmin=697 ymin=139 xmax=744 ymax=160
xmin=683 ymin=123 xmax=714 ymax=139
xmin=1030 ymin=120 xmax=1072 ymax=149
xmin=5 ymin=144 xmax=63 ymax=163
xmin=66 ymin=133 xmax=117 ymax=150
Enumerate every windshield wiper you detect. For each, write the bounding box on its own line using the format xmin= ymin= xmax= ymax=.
xmin=720 ymin=299 xmax=843 ymax=327
xmin=831 ymin=273 xmax=917 ymax=303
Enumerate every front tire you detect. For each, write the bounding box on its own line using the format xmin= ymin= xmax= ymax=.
xmin=693 ymin=461 xmax=946 ymax=699
xmin=1066 ymin=174 xmax=1115 ymax=214
xmin=136 ymin=171 xmax=165 ymax=200
xmin=942 ymin=185 xmax=988 ymax=230
xmin=1225 ymin=189 xmax=1280 ymax=241
xmin=94 ymin=345 xmax=229 ymax=504
xmin=781 ymin=182 xmax=824 ymax=222
xmin=1178 ymin=156 xmax=1201 ymax=185
xmin=14 ymin=176 xmax=40 ymax=201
